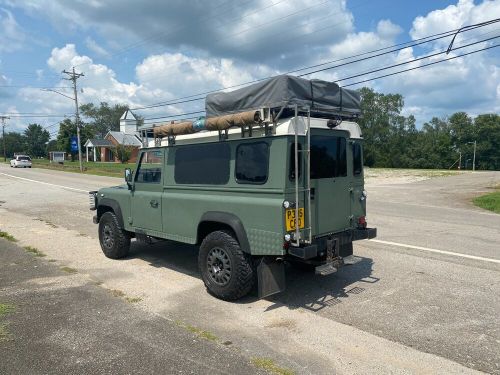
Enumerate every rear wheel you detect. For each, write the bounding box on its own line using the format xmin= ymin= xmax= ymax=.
xmin=198 ymin=230 xmax=254 ymax=300
xmin=98 ymin=212 xmax=130 ymax=259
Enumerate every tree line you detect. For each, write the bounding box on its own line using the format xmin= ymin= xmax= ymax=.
xmin=358 ymin=88 xmax=499 ymax=170
xmin=1 ymin=92 xmax=498 ymax=169
xmin=0 ymin=102 xmax=133 ymax=160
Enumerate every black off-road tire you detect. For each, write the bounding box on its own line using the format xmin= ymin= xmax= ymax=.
xmin=198 ymin=230 xmax=254 ymax=301
xmin=98 ymin=211 xmax=131 ymax=259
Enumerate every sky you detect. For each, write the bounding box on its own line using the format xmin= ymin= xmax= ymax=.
xmin=0 ymin=0 xmax=499 ymax=136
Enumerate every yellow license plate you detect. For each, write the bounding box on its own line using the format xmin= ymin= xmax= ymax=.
xmin=285 ymin=208 xmax=305 ymax=231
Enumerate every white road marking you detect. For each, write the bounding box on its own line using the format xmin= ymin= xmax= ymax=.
xmin=370 ymin=239 xmax=500 ymax=264
xmin=0 ymin=172 xmax=88 ymax=193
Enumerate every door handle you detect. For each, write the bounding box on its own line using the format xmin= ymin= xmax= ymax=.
xmin=150 ymin=199 xmax=159 ymax=208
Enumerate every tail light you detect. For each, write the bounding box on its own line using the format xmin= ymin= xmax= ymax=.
xmin=357 ymin=216 xmax=367 ymax=229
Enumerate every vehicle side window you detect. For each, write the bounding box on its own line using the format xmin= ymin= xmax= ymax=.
xmin=235 ymin=142 xmax=269 ymax=184
xmin=311 ymin=135 xmax=347 ymax=179
xmin=289 ymin=143 xmax=302 ymax=181
xmin=352 ymin=142 xmax=362 ymax=176
xmin=174 ymin=142 xmax=230 ymax=185
xmin=135 ymin=150 xmax=162 ymax=183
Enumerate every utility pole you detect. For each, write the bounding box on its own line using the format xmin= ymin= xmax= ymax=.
xmin=63 ymin=67 xmax=85 ymax=172
xmin=1 ymin=115 xmax=9 ymax=162
xmin=472 ymin=140 xmax=477 ymax=172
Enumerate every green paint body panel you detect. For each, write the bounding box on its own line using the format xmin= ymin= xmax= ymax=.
xmin=95 ymin=129 xmax=367 ymax=256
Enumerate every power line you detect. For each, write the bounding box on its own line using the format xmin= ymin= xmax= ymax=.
xmin=131 ymin=17 xmax=500 ymax=110
xmin=2 ymin=114 xmax=71 ymax=118
xmin=306 ymin=34 xmax=500 ymax=79
xmin=72 ymin=0 xmax=286 ymax=69
xmin=343 ymin=44 xmax=500 ymax=87
xmin=141 ymin=40 xmax=499 ymax=125
xmin=135 ymin=0 xmax=372 ymax=86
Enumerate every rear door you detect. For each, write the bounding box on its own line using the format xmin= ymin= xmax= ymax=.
xmin=131 ymin=149 xmax=163 ymax=232
xmin=310 ymin=130 xmax=351 ymax=236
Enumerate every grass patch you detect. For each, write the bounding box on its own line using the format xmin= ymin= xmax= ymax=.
xmin=125 ymin=297 xmax=142 ymax=303
xmin=473 ymin=186 xmax=500 ymax=214
xmin=0 ymin=303 xmax=15 ymax=342
xmin=60 ymin=266 xmax=78 ymax=274
xmin=23 ymin=246 xmax=46 ymax=257
xmin=0 ymin=303 xmax=15 ymax=317
xmin=0 ymin=323 xmax=12 ymax=341
xmin=109 ymin=289 xmax=125 ymax=298
xmin=31 ymin=159 xmax=135 ymax=178
xmin=0 ymin=231 xmax=17 ymax=242
xmin=251 ymin=358 xmax=295 ymax=375
xmin=175 ymin=320 xmax=218 ymax=342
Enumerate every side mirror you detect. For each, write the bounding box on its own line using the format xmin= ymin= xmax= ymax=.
xmin=124 ymin=168 xmax=133 ymax=190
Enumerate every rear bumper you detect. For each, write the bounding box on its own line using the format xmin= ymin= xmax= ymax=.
xmin=353 ymin=227 xmax=377 ymax=241
xmin=287 ymin=227 xmax=376 ymax=260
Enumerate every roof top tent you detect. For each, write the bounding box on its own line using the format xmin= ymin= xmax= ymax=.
xmin=205 ymin=74 xmax=360 ymax=120
xmin=152 ymin=75 xmax=362 ymax=247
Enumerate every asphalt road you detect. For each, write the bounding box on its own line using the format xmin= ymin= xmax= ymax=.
xmin=0 ymin=163 xmax=499 ymax=374
xmin=0 ymin=239 xmax=264 ymax=375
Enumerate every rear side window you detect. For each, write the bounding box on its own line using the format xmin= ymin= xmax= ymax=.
xmin=289 ymin=143 xmax=302 ymax=181
xmin=19 ymin=156 xmax=31 ymax=161
xmin=352 ymin=143 xmax=363 ymax=176
xmin=235 ymin=142 xmax=269 ymax=184
xmin=310 ymin=136 xmax=347 ymax=179
xmin=135 ymin=150 xmax=162 ymax=183
xmin=175 ymin=142 xmax=230 ymax=185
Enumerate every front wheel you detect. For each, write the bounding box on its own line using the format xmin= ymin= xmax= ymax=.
xmin=198 ymin=230 xmax=254 ymax=300
xmin=98 ymin=212 xmax=131 ymax=259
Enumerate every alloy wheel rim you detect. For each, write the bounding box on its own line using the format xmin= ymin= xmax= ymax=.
xmin=102 ymin=224 xmax=114 ymax=248
xmin=207 ymin=247 xmax=232 ymax=286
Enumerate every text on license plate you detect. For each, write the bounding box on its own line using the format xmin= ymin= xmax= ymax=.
xmin=285 ymin=208 xmax=305 ymax=231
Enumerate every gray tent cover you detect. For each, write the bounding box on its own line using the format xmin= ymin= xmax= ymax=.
xmin=205 ymin=75 xmax=360 ymax=117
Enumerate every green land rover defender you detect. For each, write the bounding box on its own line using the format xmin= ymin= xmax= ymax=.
xmin=90 ymin=75 xmax=376 ymax=300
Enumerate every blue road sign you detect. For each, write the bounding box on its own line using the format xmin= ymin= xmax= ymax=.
xmin=70 ymin=136 xmax=78 ymax=152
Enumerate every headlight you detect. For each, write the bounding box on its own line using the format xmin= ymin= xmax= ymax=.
xmin=89 ymin=191 xmax=97 ymax=210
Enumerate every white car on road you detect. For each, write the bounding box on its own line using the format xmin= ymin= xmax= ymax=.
xmin=10 ymin=155 xmax=32 ymax=168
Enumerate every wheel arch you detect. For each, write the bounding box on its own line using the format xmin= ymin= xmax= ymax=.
xmin=197 ymin=212 xmax=251 ymax=254
xmin=97 ymin=198 xmax=125 ymax=229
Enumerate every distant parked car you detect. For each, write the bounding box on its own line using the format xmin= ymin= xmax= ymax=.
xmin=10 ymin=155 xmax=32 ymax=168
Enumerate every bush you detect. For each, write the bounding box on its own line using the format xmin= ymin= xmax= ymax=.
xmin=112 ymin=145 xmax=134 ymax=163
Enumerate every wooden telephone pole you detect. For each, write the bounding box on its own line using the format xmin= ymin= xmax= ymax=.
xmin=1 ymin=115 xmax=10 ymax=162
xmin=62 ymin=67 xmax=85 ymax=172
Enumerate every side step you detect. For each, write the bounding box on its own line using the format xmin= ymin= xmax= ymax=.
xmin=315 ymin=263 xmax=338 ymax=276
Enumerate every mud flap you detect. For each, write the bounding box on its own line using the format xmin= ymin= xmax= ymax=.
xmin=257 ymin=257 xmax=286 ymax=299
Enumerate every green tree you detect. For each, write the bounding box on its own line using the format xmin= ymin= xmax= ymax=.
xmin=0 ymin=131 xmax=25 ymax=159
xmin=358 ymin=87 xmax=405 ymax=167
xmin=56 ymin=118 xmax=95 ymax=161
xmin=474 ymin=114 xmax=500 ymax=170
xmin=24 ymin=124 xmax=50 ymax=158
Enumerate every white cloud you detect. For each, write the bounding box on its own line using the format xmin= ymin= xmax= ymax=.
xmin=85 ymin=37 xmax=110 ymax=58
xmin=410 ymin=0 xmax=500 ymax=49
xmin=0 ymin=8 xmax=25 ymax=52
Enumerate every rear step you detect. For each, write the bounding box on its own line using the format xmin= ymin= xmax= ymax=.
xmin=315 ymin=255 xmax=362 ymax=275
xmin=315 ymin=263 xmax=338 ymax=276
xmin=342 ymin=255 xmax=362 ymax=265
